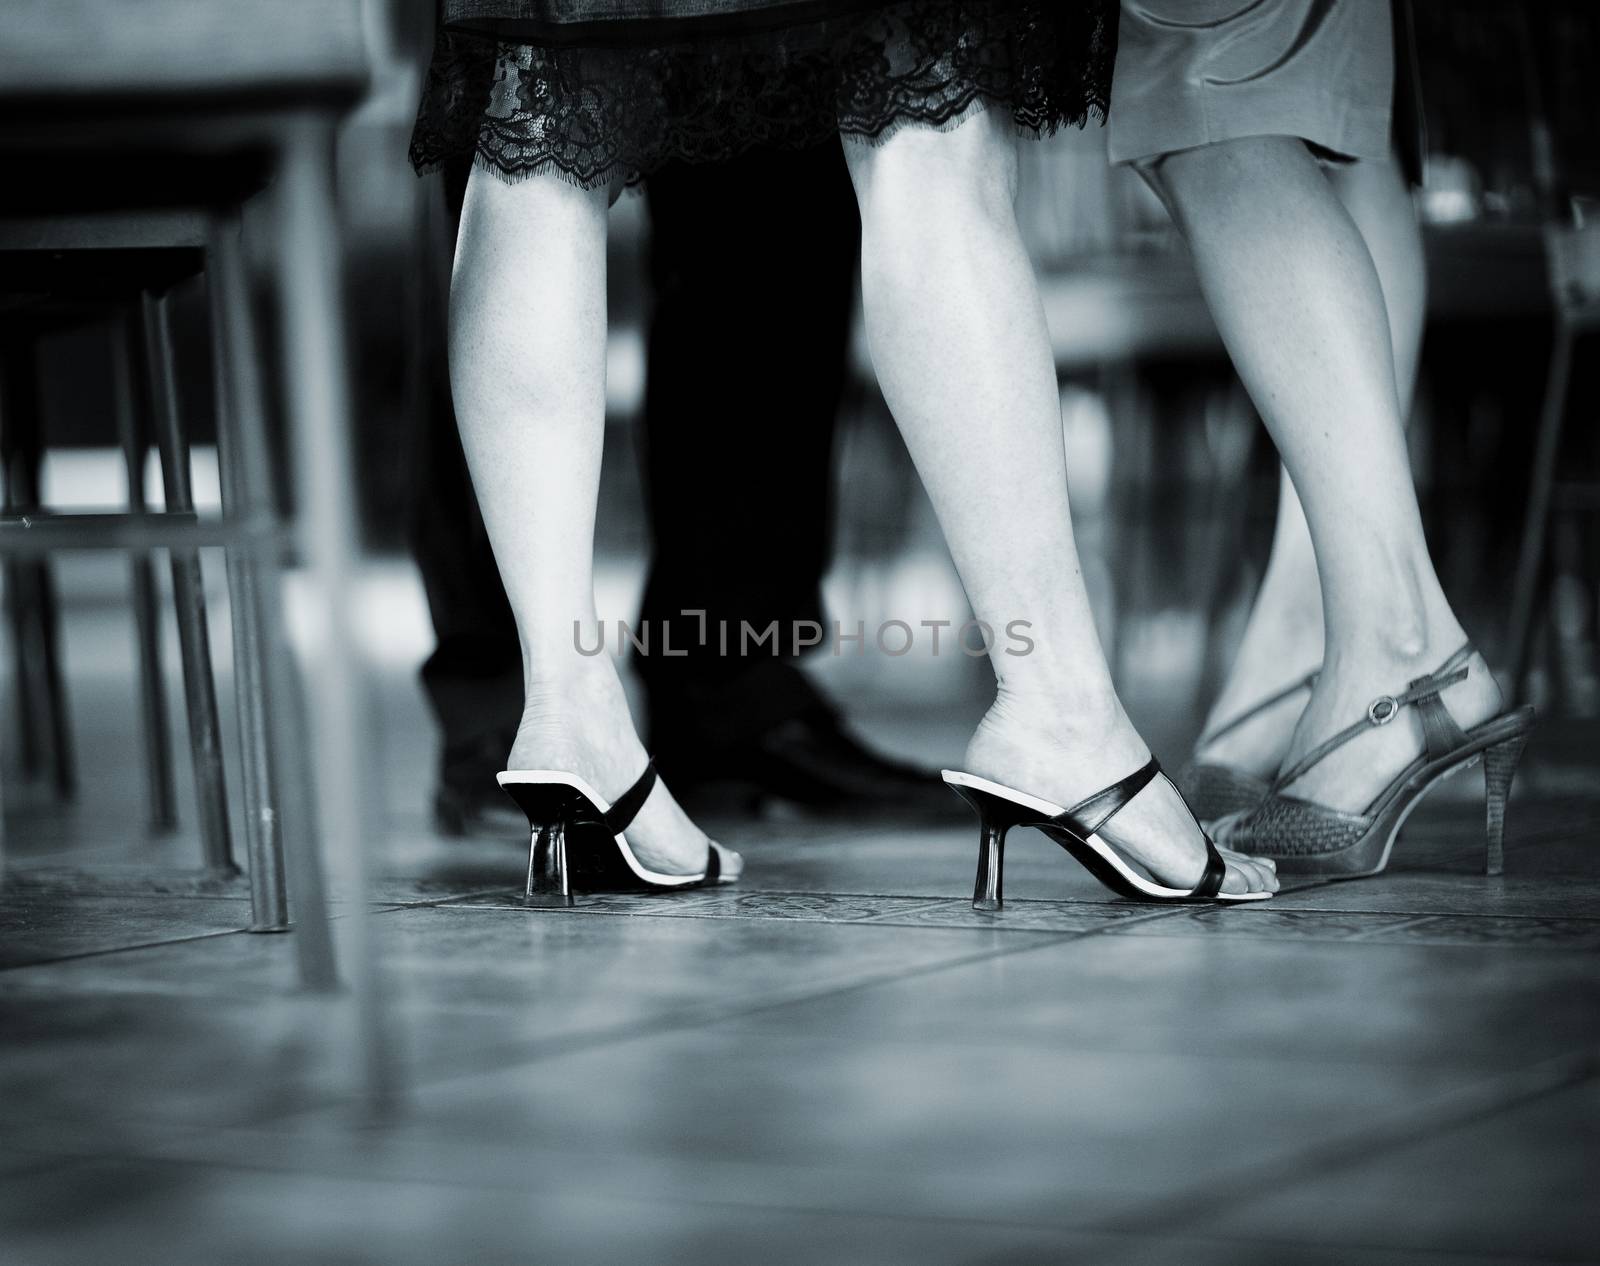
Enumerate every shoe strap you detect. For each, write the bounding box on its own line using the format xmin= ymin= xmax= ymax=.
xmin=1272 ymin=644 xmax=1474 ymax=793
xmin=1052 ymin=758 xmax=1229 ymax=899
xmin=1194 ymin=838 xmax=1227 ymax=899
xmin=1196 ymin=668 xmax=1320 ymax=749
xmin=1051 ymin=758 xmax=1160 ymax=838
xmin=602 ymin=760 xmax=657 ymax=834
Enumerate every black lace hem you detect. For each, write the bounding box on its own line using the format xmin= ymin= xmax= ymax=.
xmin=410 ymin=0 xmax=1115 ymax=191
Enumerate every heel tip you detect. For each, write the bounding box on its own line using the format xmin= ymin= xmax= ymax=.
xmin=972 ymin=898 xmax=1003 ymax=913
xmin=523 ymin=893 xmax=576 ymax=909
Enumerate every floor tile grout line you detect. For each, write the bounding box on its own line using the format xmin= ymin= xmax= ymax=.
xmin=431 ymin=886 xmax=1151 ymax=907
xmin=419 ymin=894 xmax=1209 ymax=938
xmin=0 ymin=926 xmax=250 ymax=971
xmin=368 ymin=889 xmax=514 ymax=913
xmin=1142 ymin=903 xmax=1600 ymax=924
xmin=1342 ymin=913 xmax=1448 ymax=940
xmin=1087 ymin=1048 xmax=1600 ymax=1242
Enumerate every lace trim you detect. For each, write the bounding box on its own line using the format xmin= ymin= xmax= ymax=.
xmin=410 ymin=0 xmax=1114 ymax=190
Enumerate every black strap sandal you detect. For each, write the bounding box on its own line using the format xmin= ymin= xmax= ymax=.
xmin=941 ymin=758 xmax=1270 ymax=909
xmin=498 ymin=761 xmax=736 ymax=906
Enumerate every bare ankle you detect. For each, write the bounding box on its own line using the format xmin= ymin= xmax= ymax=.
xmin=1323 ymin=552 xmax=1464 ymax=668
xmin=987 ymin=680 xmax=1124 ymax=745
xmin=1326 ymin=612 xmax=1467 ymax=674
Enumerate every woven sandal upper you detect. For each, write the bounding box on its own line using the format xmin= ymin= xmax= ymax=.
xmin=1179 ymin=761 xmax=1271 ymax=824
xmin=1219 ymin=644 xmax=1478 ymax=859
xmin=1217 ymin=793 xmax=1372 ymax=858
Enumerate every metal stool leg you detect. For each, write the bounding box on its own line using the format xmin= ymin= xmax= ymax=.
xmin=32 ymin=559 xmax=72 ymax=799
xmin=136 ymin=289 xmax=236 ymax=876
xmin=3 ymin=557 xmax=43 ymax=780
xmin=0 ymin=340 xmax=74 ymax=799
xmin=113 ymin=312 xmax=178 ymax=832
xmin=1504 ymin=318 xmax=1574 ymax=705
xmin=274 ymin=117 xmax=395 ymax=1105
xmin=207 ymin=218 xmax=297 ymax=936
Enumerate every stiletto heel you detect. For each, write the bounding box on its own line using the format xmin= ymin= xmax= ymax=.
xmin=949 ymin=784 xmax=1037 ymax=910
xmin=972 ymin=822 xmax=1005 ymax=911
xmin=943 ymin=762 xmax=1268 ymax=905
xmin=1217 ymin=644 xmax=1537 ymax=877
xmin=1483 ymin=733 xmax=1528 ymax=878
xmin=498 ymin=761 xmax=738 ymax=899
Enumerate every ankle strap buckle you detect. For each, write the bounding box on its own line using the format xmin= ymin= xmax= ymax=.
xmin=1368 ymin=696 xmax=1399 ymax=726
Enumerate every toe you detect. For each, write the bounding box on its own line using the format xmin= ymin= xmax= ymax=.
xmin=1232 ymin=856 xmax=1276 ymax=894
xmin=1221 ymin=846 xmax=1278 ymax=889
xmin=1219 ymin=859 xmax=1256 ymax=895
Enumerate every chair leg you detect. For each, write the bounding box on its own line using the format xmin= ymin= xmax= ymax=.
xmin=274 ymin=118 xmax=396 ymax=1104
xmin=136 ymin=289 xmax=236 ymax=876
xmin=207 ymin=219 xmax=296 ymax=936
xmin=0 ymin=341 xmax=74 ymax=798
xmin=1504 ymin=318 xmax=1574 ymax=704
xmin=113 ymin=312 xmax=178 ymax=832
xmin=4 ymin=558 xmax=43 ymax=780
xmin=32 ymin=561 xmax=73 ymax=799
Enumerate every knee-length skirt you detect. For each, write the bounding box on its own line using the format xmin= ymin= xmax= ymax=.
xmin=410 ymin=0 xmax=1120 ymax=189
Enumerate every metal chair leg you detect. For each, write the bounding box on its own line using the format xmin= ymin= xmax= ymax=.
xmin=136 ymin=289 xmax=236 ymax=876
xmin=113 ymin=312 xmax=178 ymax=832
xmin=32 ymin=559 xmax=72 ymax=799
xmin=1504 ymin=318 xmax=1574 ymax=705
xmin=206 ymin=218 xmax=295 ymax=935
xmin=0 ymin=340 xmax=74 ymax=798
xmin=274 ymin=117 xmax=396 ymax=1105
xmin=4 ymin=558 xmax=43 ymax=780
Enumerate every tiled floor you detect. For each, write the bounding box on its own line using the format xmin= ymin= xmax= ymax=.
xmin=2 ymin=592 xmax=1598 ymax=1263
xmin=5 ymin=776 xmax=1598 ymax=1264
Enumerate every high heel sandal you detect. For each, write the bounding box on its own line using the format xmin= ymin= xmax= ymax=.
xmin=942 ymin=759 xmax=1273 ymax=908
xmin=498 ymin=761 xmax=737 ymax=906
xmin=1179 ymin=668 xmax=1319 ymax=824
xmin=1213 ymin=644 xmax=1535 ymax=877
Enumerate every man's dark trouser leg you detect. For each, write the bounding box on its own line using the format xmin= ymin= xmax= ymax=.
xmin=636 ymin=142 xmax=865 ymax=784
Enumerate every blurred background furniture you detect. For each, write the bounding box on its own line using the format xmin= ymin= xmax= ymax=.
xmin=0 ymin=0 xmax=389 ymax=1097
xmin=1 ymin=263 xmax=224 ymax=856
xmin=1503 ymin=220 xmax=1600 ymax=707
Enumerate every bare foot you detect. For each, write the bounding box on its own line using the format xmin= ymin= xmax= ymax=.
xmin=1197 ymin=551 xmax=1324 ymax=776
xmin=506 ymin=661 xmax=742 ymax=880
xmin=1194 ymin=668 xmax=1319 ymax=778
xmin=964 ymin=690 xmax=1278 ymax=897
xmin=1270 ymin=641 xmax=1503 ymax=814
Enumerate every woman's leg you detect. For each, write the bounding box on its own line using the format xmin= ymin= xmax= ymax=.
xmin=1196 ymin=153 xmax=1427 ymax=777
xmin=449 ymin=167 xmax=725 ymax=874
xmin=1152 ymin=137 xmax=1499 ymax=811
xmin=844 ymin=110 xmax=1274 ymax=895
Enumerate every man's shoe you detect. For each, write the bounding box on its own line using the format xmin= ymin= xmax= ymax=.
xmin=433 ymin=731 xmax=525 ymax=840
xmin=434 ymin=778 xmax=530 ymax=840
xmin=656 ymin=707 xmax=959 ymax=821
